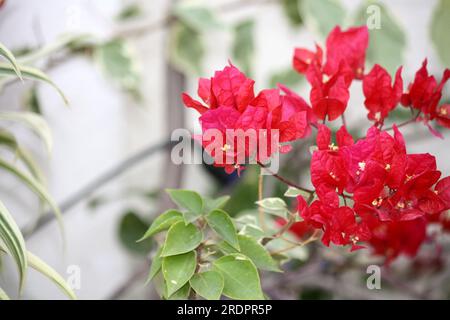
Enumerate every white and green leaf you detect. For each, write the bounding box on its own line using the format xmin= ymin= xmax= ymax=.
xmin=27 ymin=251 xmax=77 ymax=300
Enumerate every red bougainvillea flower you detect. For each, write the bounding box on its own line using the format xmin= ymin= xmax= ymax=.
xmin=305 ymin=122 xmax=450 ymax=259
xmin=300 ymin=200 xmax=370 ymax=251
xmin=364 ymin=214 xmax=427 ymax=262
xmin=183 ymin=63 xmax=316 ymax=174
xmin=400 ymin=60 xmax=450 ymax=136
xmin=293 ymin=26 xmax=368 ymax=121
xmin=363 ymin=64 xmax=403 ymax=124
xmin=310 ymin=124 xmax=353 ymax=199
xmin=436 ymin=104 xmax=450 ymax=128
xmin=323 ymin=26 xmax=369 ymax=79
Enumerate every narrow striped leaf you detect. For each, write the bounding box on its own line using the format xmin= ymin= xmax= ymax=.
xmin=0 ymin=42 xmax=22 ymax=80
xmin=0 ymin=63 xmax=68 ymax=104
xmin=0 ymin=158 xmax=64 ymax=238
xmin=27 ymin=251 xmax=77 ymax=300
xmin=0 ymin=200 xmax=27 ymax=293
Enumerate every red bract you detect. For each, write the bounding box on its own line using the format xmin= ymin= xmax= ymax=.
xmin=365 ymin=215 xmax=427 ymax=262
xmin=363 ymin=64 xmax=403 ymax=123
xmin=323 ymin=26 xmax=369 ymax=79
xmin=183 ymin=63 xmax=316 ymax=174
xmin=310 ymin=125 xmax=353 ymax=198
xmin=293 ymin=26 xmax=368 ymax=121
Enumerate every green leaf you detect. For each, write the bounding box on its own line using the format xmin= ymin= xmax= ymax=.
xmin=138 ymin=209 xmax=183 ymax=241
xmin=213 ymin=253 xmax=264 ymax=300
xmin=168 ymin=282 xmax=191 ymax=300
xmin=166 ymin=189 xmax=203 ymax=223
xmin=284 ymin=186 xmax=310 ymax=199
xmin=116 ymin=3 xmax=142 ymax=21
xmin=0 ymin=158 xmax=64 ymax=238
xmin=255 ymin=197 xmax=287 ymax=217
xmin=169 ymin=22 xmax=204 ymax=75
xmin=281 ymin=0 xmax=303 ymax=26
xmin=147 ymin=246 xmax=163 ymax=283
xmin=354 ymin=1 xmax=406 ymax=73
xmin=25 ymin=87 xmax=42 ymax=114
xmin=301 ymin=0 xmax=345 ymax=38
xmin=94 ymin=39 xmax=140 ymax=97
xmin=237 ymin=235 xmax=281 ymax=272
xmin=162 ymin=251 xmax=197 ymax=297
xmin=27 ymin=251 xmax=77 ymax=300
xmin=0 ymin=286 xmax=9 ymax=300
xmin=173 ymin=4 xmax=221 ymax=32
xmin=0 ymin=129 xmax=45 ymax=183
xmin=161 ymin=221 xmax=202 ymax=257
xmin=269 ymin=68 xmax=304 ymax=88
xmin=189 ymin=271 xmax=224 ymax=300
xmin=0 ymin=200 xmax=27 ymax=293
xmin=431 ymin=0 xmax=450 ymax=67
xmin=0 ymin=41 xmax=22 ymax=80
xmin=118 ymin=211 xmax=153 ymax=255
xmin=0 ymin=111 xmax=53 ymax=153
xmin=232 ymin=20 xmax=254 ymax=76
xmin=206 ymin=209 xmax=239 ymax=250
xmin=0 ymin=63 xmax=68 ymax=104
xmin=217 ymin=235 xmax=281 ymax=272
xmin=203 ymin=195 xmax=230 ymax=213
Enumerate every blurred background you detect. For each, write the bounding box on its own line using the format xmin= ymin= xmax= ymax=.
xmin=0 ymin=0 xmax=449 ymax=299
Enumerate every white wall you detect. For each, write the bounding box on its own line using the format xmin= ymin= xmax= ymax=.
xmin=0 ymin=0 xmax=448 ymax=299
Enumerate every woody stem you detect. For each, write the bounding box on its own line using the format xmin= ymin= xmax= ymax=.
xmin=256 ymin=161 xmax=314 ymax=195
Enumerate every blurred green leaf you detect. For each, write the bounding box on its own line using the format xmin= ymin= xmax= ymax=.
xmin=301 ymin=0 xmax=345 ymax=38
xmin=0 ymin=111 xmax=53 ymax=153
xmin=117 ymin=3 xmax=142 ymax=21
xmin=0 ymin=63 xmax=68 ymax=104
xmin=0 ymin=158 xmax=64 ymax=238
xmin=354 ymin=1 xmax=406 ymax=74
xmin=0 ymin=129 xmax=45 ymax=183
xmin=284 ymin=186 xmax=310 ymax=199
xmin=25 ymin=87 xmax=42 ymax=114
xmin=139 ymin=209 xmax=183 ymax=242
xmin=256 ymin=197 xmax=288 ymax=217
xmin=169 ymin=22 xmax=204 ymax=75
xmin=213 ymin=253 xmax=264 ymax=300
xmin=0 ymin=41 xmax=22 ymax=80
xmin=269 ymin=68 xmax=304 ymax=88
xmin=0 ymin=286 xmax=9 ymax=300
xmin=166 ymin=189 xmax=203 ymax=223
xmin=0 ymin=200 xmax=27 ymax=294
xmin=232 ymin=20 xmax=255 ymax=76
xmin=203 ymin=195 xmax=230 ymax=213
xmin=27 ymin=251 xmax=77 ymax=300
xmin=119 ymin=211 xmax=153 ymax=255
xmin=206 ymin=209 xmax=240 ymax=250
xmin=162 ymin=251 xmax=196 ymax=297
xmin=431 ymin=0 xmax=450 ymax=67
xmin=281 ymin=0 xmax=303 ymax=26
xmin=190 ymin=271 xmax=224 ymax=300
xmin=161 ymin=221 xmax=202 ymax=257
xmin=173 ymin=4 xmax=221 ymax=32
xmin=94 ymin=39 xmax=140 ymax=97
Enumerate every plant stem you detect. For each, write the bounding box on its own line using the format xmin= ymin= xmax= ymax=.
xmin=258 ymin=169 xmax=267 ymax=232
xmin=382 ymin=110 xmax=421 ymax=132
xmin=257 ymin=161 xmax=314 ymax=195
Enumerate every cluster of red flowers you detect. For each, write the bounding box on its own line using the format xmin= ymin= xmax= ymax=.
xmin=298 ymin=124 xmax=450 ymax=261
xmin=182 ymin=64 xmax=316 ymax=174
xmin=182 ymin=25 xmax=450 ymax=261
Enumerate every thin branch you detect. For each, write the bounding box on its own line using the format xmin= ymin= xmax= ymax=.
xmin=382 ymin=110 xmax=421 ymax=132
xmin=23 ymin=140 xmax=171 ymax=239
xmin=257 ymin=161 xmax=314 ymax=195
